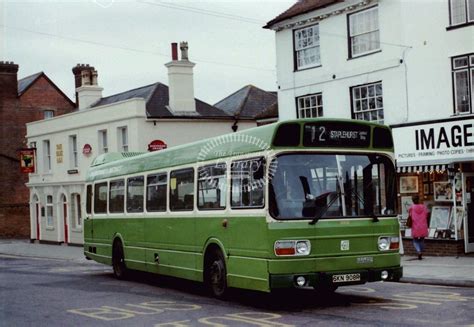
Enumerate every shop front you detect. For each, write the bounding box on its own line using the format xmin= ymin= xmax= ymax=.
xmin=392 ymin=117 xmax=474 ymax=255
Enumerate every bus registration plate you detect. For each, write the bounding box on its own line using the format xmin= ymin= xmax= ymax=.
xmin=332 ymin=273 xmax=361 ymax=283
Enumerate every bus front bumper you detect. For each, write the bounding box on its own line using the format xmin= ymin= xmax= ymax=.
xmin=270 ymin=266 xmax=403 ymax=289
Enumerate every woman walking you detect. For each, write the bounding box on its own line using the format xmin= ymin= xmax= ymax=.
xmin=408 ymin=196 xmax=429 ymax=260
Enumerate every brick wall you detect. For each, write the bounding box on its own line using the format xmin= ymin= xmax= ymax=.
xmin=0 ymin=69 xmax=75 ymax=238
xmin=402 ymin=238 xmax=465 ymax=256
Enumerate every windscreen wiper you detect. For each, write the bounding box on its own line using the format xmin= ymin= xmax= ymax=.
xmin=308 ymin=191 xmax=341 ymax=225
xmin=345 ymin=185 xmax=379 ymax=223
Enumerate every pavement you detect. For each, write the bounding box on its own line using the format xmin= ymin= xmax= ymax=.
xmin=0 ymin=239 xmax=473 ymax=288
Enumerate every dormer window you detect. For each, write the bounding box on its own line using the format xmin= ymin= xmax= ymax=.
xmin=294 ymin=24 xmax=321 ymax=70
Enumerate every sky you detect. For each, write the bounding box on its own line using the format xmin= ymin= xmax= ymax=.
xmin=0 ymin=0 xmax=294 ymax=104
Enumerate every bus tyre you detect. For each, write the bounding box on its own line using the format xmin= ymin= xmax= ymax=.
xmin=206 ymin=250 xmax=228 ymax=299
xmin=112 ymin=239 xmax=128 ymax=280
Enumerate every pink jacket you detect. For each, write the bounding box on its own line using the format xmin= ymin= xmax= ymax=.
xmin=409 ymin=204 xmax=429 ymax=238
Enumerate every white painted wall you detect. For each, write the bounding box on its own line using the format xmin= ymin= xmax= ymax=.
xmin=273 ymin=0 xmax=473 ymax=124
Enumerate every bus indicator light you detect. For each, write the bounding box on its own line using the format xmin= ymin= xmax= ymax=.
xmin=274 ymin=240 xmax=310 ymax=256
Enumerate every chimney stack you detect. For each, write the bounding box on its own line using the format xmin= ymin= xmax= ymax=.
xmin=165 ymin=42 xmax=196 ymax=113
xmin=0 ymin=61 xmax=19 ymax=99
xmin=72 ymin=64 xmax=103 ymax=110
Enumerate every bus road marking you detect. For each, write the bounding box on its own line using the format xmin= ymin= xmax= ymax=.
xmin=197 ymin=312 xmax=294 ymax=327
xmin=68 ymin=301 xmax=201 ymax=321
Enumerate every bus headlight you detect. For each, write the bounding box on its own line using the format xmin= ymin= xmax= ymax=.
xmin=296 ymin=241 xmax=310 ymax=255
xmin=275 ymin=240 xmax=311 ymax=256
xmin=378 ymin=236 xmax=399 ymax=251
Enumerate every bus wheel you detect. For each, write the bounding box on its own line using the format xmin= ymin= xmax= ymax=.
xmin=206 ymin=250 xmax=227 ymax=298
xmin=112 ymin=239 xmax=128 ymax=280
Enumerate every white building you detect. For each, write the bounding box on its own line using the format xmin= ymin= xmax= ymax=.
xmin=26 ymin=43 xmax=256 ymax=245
xmin=265 ymin=0 xmax=474 ymax=253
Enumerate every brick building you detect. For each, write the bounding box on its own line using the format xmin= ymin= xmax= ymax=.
xmin=0 ymin=61 xmax=75 ymax=237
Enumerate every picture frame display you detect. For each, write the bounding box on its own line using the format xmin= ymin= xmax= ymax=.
xmin=449 ymin=207 xmax=464 ymax=231
xmin=400 ymin=176 xmax=418 ymax=193
xmin=434 ymin=182 xmax=453 ymax=202
xmin=429 ymin=206 xmax=451 ymax=229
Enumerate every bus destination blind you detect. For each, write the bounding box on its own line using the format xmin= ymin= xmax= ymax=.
xmin=303 ymin=122 xmax=371 ymax=147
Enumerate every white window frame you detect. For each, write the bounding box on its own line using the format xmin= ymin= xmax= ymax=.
xmin=69 ymin=135 xmax=78 ymax=168
xmin=118 ymin=127 xmax=128 ymax=152
xmin=351 ymin=81 xmax=384 ymax=124
xmin=449 ymin=0 xmax=474 ymax=26
xmin=70 ymin=193 xmax=82 ymax=228
xmin=452 ymin=54 xmax=473 ymax=114
xmin=348 ymin=6 xmax=380 ymax=58
xmin=43 ymin=140 xmax=51 ymax=173
xmin=99 ymin=130 xmax=108 ymax=154
xmin=294 ymin=24 xmax=321 ymax=70
xmin=297 ymin=93 xmax=323 ymax=118
xmin=46 ymin=195 xmax=54 ymax=228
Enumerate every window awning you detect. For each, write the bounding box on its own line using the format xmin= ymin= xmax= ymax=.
xmin=396 ymin=164 xmax=447 ymax=173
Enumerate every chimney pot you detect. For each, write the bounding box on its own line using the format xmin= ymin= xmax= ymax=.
xmin=180 ymin=41 xmax=189 ymax=60
xmin=171 ymin=43 xmax=178 ymax=61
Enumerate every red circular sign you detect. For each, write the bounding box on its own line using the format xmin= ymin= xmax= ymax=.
xmin=83 ymin=144 xmax=92 ymax=155
xmin=148 ymin=140 xmax=167 ymax=152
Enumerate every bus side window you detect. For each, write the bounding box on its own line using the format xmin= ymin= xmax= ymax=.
xmin=231 ymin=157 xmax=265 ymax=209
xmin=147 ymin=173 xmax=167 ymax=212
xmin=198 ymin=163 xmax=226 ymax=210
xmin=86 ymin=184 xmax=92 ymax=215
xmin=170 ymin=168 xmax=194 ymax=211
xmin=127 ymin=176 xmax=144 ymax=213
xmin=109 ymin=179 xmax=125 ymax=213
xmin=94 ymin=182 xmax=108 ymax=214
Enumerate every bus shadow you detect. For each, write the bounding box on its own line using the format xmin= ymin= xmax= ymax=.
xmin=123 ymin=270 xmax=387 ymax=311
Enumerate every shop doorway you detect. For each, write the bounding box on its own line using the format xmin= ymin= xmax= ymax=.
xmin=464 ymin=174 xmax=474 ymax=253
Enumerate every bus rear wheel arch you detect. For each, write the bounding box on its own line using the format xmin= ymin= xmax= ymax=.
xmin=204 ymin=246 xmax=228 ymax=298
xmin=112 ymin=238 xmax=128 ymax=280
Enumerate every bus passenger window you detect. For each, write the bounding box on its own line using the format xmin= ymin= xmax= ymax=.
xmin=198 ymin=163 xmax=226 ymax=210
xmin=170 ymin=168 xmax=194 ymax=211
xmin=109 ymin=179 xmax=125 ymax=213
xmin=231 ymin=157 xmax=265 ymax=209
xmin=94 ymin=182 xmax=108 ymax=214
xmin=147 ymin=173 xmax=167 ymax=212
xmin=127 ymin=176 xmax=144 ymax=213
xmin=86 ymin=184 xmax=92 ymax=214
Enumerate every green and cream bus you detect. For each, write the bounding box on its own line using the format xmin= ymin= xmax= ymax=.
xmin=84 ymin=119 xmax=402 ymax=297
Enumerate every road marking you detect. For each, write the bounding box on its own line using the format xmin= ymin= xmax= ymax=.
xmin=68 ymin=301 xmax=201 ymax=321
xmin=198 ymin=312 xmax=294 ymax=327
